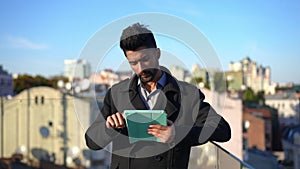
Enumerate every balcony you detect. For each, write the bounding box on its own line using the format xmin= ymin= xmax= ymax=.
xmin=0 ymin=87 xmax=253 ymax=169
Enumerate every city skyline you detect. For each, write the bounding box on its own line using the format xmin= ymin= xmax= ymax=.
xmin=1 ymin=0 xmax=300 ymax=83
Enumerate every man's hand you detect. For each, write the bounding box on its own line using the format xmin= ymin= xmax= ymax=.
xmin=106 ymin=112 xmax=125 ymax=129
xmin=147 ymin=120 xmax=175 ymax=143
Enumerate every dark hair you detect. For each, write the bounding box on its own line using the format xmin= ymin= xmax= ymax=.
xmin=120 ymin=23 xmax=157 ymax=54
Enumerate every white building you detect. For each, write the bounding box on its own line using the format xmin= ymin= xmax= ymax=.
xmin=0 ymin=86 xmax=109 ymax=168
xmin=265 ymin=92 xmax=300 ymax=125
xmin=170 ymin=65 xmax=190 ymax=82
xmin=229 ymin=57 xmax=271 ymax=93
xmin=64 ymin=59 xmax=91 ymax=81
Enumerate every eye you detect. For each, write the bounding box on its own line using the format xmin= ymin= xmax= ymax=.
xmin=141 ymin=55 xmax=150 ymax=62
xmin=129 ymin=61 xmax=138 ymax=66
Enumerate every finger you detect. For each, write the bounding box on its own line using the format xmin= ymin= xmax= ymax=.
xmin=111 ymin=114 xmax=120 ymax=127
xmin=149 ymin=124 xmax=167 ymax=130
xmin=106 ymin=121 xmax=110 ymax=128
xmin=148 ymin=129 xmax=159 ymax=137
xmin=106 ymin=116 xmax=115 ymax=128
xmin=148 ymin=130 xmax=168 ymax=143
xmin=121 ymin=112 xmax=125 ymax=118
xmin=116 ymin=112 xmax=125 ymax=127
xmin=148 ymin=128 xmax=160 ymax=134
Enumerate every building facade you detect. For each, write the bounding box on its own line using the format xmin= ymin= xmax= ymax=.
xmin=243 ymin=106 xmax=281 ymax=151
xmin=64 ymin=59 xmax=91 ymax=81
xmin=229 ymin=57 xmax=271 ymax=93
xmin=0 ymin=87 xmax=93 ymax=167
xmin=0 ymin=65 xmax=13 ymax=96
xmin=265 ymin=92 xmax=300 ymax=125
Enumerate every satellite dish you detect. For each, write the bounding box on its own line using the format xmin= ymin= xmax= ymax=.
xmin=40 ymin=126 xmax=50 ymax=138
xmin=31 ymin=148 xmax=50 ymax=161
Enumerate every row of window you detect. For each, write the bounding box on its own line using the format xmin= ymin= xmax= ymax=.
xmin=270 ymin=102 xmax=297 ymax=109
xmin=35 ymin=96 xmax=45 ymax=104
xmin=0 ymin=78 xmax=13 ymax=86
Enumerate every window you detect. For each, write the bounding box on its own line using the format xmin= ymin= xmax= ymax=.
xmin=41 ymin=96 xmax=44 ymax=104
xmin=48 ymin=121 xmax=53 ymax=127
xmin=35 ymin=96 xmax=38 ymax=104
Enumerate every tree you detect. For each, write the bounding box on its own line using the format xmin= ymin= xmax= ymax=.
xmin=190 ymin=77 xmax=210 ymax=89
xmin=13 ymin=74 xmax=68 ymax=94
xmin=242 ymin=87 xmax=265 ymax=105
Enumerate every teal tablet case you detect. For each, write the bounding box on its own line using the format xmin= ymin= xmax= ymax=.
xmin=124 ymin=110 xmax=167 ymax=144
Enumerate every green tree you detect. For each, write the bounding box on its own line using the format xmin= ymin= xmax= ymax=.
xmin=256 ymin=90 xmax=265 ymax=105
xmin=242 ymin=87 xmax=265 ymax=105
xmin=242 ymin=87 xmax=257 ymax=103
xmin=13 ymin=74 xmax=68 ymax=94
xmin=190 ymin=77 xmax=210 ymax=89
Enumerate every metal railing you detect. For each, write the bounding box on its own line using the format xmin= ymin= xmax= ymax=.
xmin=189 ymin=142 xmax=254 ymax=169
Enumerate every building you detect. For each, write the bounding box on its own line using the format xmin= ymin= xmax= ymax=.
xmin=0 ymin=65 xmax=13 ymax=96
xmin=89 ymin=69 xmax=132 ymax=88
xmin=265 ymin=91 xmax=300 ymax=126
xmin=64 ymin=59 xmax=91 ymax=81
xmin=243 ymin=105 xmax=281 ymax=151
xmin=229 ymin=57 xmax=271 ymax=93
xmin=201 ymin=88 xmax=243 ymax=160
xmin=281 ymin=125 xmax=300 ymax=169
xmin=170 ymin=65 xmax=186 ymax=81
xmin=225 ymin=71 xmax=243 ymax=92
xmin=0 ymin=86 xmax=107 ymax=168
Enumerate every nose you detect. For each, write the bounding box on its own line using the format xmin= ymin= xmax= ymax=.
xmin=137 ymin=62 xmax=146 ymax=75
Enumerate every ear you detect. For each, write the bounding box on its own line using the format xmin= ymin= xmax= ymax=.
xmin=156 ymin=48 xmax=161 ymax=59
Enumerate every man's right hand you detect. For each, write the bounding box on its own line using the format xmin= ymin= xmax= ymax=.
xmin=106 ymin=112 xmax=125 ymax=129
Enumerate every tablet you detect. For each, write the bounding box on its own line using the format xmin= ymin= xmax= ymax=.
xmin=124 ymin=110 xmax=167 ymax=143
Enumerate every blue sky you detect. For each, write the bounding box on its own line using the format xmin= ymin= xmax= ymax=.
xmin=0 ymin=0 xmax=300 ymax=83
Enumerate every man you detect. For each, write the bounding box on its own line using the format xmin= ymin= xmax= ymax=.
xmin=85 ymin=23 xmax=231 ymax=169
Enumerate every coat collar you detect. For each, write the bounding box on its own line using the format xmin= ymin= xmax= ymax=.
xmin=127 ymin=67 xmax=181 ymax=118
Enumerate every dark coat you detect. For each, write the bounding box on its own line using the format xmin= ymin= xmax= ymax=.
xmin=85 ymin=70 xmax=231 ymax=169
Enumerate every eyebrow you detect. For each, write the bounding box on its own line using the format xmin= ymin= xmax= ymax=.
xmin=128 ymin=54 xmax=149 ymax=63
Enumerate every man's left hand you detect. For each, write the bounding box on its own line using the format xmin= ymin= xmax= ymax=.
xmin=147 ymin=120 xmax=175 ymax=143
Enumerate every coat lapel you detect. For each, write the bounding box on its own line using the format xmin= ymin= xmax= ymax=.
xmin=162 ymin=72 xmax=181 ymax=119
xmin=128 ymin=76 xmax=148 ymax=110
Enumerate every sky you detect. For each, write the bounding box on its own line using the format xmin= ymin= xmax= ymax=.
xmin=0 ymin=0 xmax=300 ymax=83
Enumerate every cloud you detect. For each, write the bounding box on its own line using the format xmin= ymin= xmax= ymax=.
xmin=5 ymin=35 xmax=49 ymax=50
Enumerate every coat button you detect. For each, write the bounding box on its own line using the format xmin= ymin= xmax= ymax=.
xmin=155 ymin=156 xmax=163 ymax=161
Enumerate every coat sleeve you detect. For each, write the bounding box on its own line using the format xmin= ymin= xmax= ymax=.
xmin=85 ymin=88 xmax=121 ymax=150
xmin=175 ymin=90 xmax=231 ymax=147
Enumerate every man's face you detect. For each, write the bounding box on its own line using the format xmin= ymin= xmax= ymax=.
xmin=125 ymin=48 xmax=160 ymax=83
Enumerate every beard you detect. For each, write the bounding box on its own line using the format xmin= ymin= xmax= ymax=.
xmin=138 ymin=68 xmax=159 ymax=83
